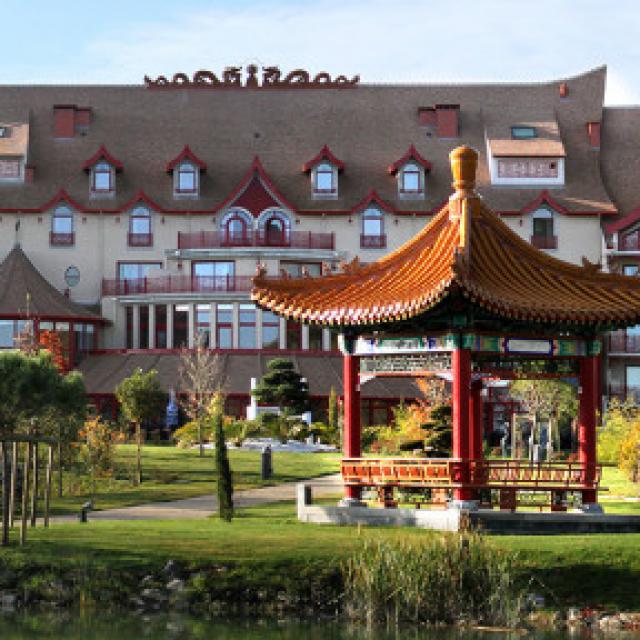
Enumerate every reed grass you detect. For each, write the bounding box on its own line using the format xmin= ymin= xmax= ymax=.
xmin=343 ymin=532 xmax=523 ymax=627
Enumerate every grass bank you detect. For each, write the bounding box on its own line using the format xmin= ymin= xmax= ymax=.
xmin=3 ymin=500 xmax=640 ymax=611
xmin=52 ymin=445 xmax=340 ymax=514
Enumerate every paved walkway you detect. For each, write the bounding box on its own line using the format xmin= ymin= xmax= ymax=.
xmin=50 ymin=474 xmax=343 ymax=523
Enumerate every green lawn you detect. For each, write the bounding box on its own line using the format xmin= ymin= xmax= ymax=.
xmin=600 ymin=464 xmax=640 ymax=498
xmin=4 ymin=500 xmax=640 ymax=610
xmin=51 ymin=445 xmax=340 ymax=514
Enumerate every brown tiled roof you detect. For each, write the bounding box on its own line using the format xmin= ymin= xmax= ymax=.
xmin=0 ymin=67 xmax=614 ymax=216
xmin=0 ymin=244 xmax=102 ymax=321
xmin=252 ymin=146 xmax=640 ymax=327
xmin=78 ymin=351 xmax=416 ymax=399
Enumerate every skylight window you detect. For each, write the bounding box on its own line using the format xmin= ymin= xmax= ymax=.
xmin=511 ymin=126 xmax=537 ymax=139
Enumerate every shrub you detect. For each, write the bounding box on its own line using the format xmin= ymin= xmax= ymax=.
xmin=598 ymin=399 xmax=639 ymax=465
xmin=343 ymin=532 xmax=523 ymax=627
xmin=79 ymin=417 xmax=120 ymax=478
xmin=173 ymin=420 xmax=212 ymax=449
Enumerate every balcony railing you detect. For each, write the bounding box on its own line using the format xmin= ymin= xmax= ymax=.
xmin=128 ymin=232 xmax=153 ymax=247
xmin=360 ymin=234 xmax=387 ymax=249
xmin=530 ymin=235 xmax=558 ymax=249
xmin=608 ymin=383 xmax=640 ymax=403
xmin=620 ymin=233 xmax=640 ymax=251
xmin=609 ymin=332 xmax=640 ymax=353
xmin=102 ymin=275 xmax=253 ymax=296
xmin=177 ymin=230 xmax=335 ymax=250
xmin=50 ymin=232 xmax=75 ymax=246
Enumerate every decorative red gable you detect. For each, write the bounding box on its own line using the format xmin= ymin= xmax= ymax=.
xmin=216 ymin=156 xmax=296 ymax=217
xmin=352 ymin=190 xmax=393 ymax=214
xmin=81 ymin=145 xmax=124 ymax=172
xmin=166 ymin=145 xmax=207 ymax=173
xmin=387 ymin=145 xmax=432 ymax=175
xmin=301 ymin=145 xmax=345 ymax=173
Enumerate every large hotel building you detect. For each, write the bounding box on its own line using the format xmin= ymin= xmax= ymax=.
xmin=0 ymin=65 xmax=638 ymax=424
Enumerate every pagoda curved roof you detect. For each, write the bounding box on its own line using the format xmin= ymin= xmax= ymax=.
xmin=0 ymin=245 xmax=102 ymax=322
xmin=252 ymin=146 xmax=640 ymax=328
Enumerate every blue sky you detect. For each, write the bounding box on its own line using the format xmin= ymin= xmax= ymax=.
xmin=4 ymin=0 xmax=639 ymax=104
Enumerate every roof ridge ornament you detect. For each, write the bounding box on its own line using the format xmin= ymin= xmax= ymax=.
xmin=448 ymin=146 xmax=479 ymax=255
xmin=144 ymin=65 xmax=360 ymax=90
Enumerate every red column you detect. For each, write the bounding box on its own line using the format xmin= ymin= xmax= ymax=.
xmin=578 ymin=354 xmax=599 ymax=504
xmin=343 ymin=352 xmax=361 ymax=499
xmin=452 ymin=348 xmax=472 ymax=501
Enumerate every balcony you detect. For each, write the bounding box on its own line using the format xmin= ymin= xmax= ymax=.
xmin=530 ymin=235 xmax=558 ymax=250
xmin=102 ymin=274 xmax=253 ymax=296
xmin=608 ymin=383 xmax=640 ymax=403
xmin=360 ymin=234 xmax=387 ymax=249
xmin=620 ymin=233 xmax=640 ymax=251
xmin=609 ymin=332 xmax=640 ymax=353
xmin=177 ymin=230 xmax=335 ymax=250
xmin=50 ymin=232 xmax=75 ymax=246
xmin=128 ymin=232 xmax=153 ymax=247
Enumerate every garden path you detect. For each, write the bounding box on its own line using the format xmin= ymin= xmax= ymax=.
xmin=48 ymin=473 xmax=342 ymax=523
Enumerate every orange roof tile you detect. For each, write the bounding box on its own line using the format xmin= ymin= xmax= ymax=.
xmin=252 ymin=146 xmax=640 ymax=328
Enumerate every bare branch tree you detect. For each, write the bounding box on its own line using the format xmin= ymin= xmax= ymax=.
xmin=179 ymin=333 xmax=227 ymax=457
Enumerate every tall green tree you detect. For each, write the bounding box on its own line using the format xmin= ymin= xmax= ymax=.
xmin=210 ymin=395 xmax=233 ymax=521
xmin=253 ymin=358 xmax=310 ymax=415
xmin=115 ymin=368 xmax=166 ymax=485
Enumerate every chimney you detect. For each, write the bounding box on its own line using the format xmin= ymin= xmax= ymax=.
xmin=559 ymin=82 xmax=568 ymax=98
xmin=53 ymin=105 xmax=77 ymax=138
xmin=435 ymin=104 xmax=459 ymax=138
xmin=24 ymin=165 xmax=34 ymax=183
xmin=587 ymin=121 xmax=601 ymax=149
xmin=417 ymin=106 xmax=436 ymax=127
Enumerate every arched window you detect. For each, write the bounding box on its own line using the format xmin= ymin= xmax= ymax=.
xmin=258 ymin=209 xmax=291 ymax=247
xmin=531 ymin=208 xmax=556 ymax=249
xmin=176 ymin=161 xmax=197 ymax=194
xmin=92 ymin=161 xmax=113 ymax=193
xmin=361 ymin=207 xmax=385 ymax=248
xmin=400 ymin=162 xmax=422 ymax=194
xmin=128 ymin=206 xmax=152 ymax=247
xmin=221 ymin=209 xmax=253 ymax=246
xmin=314 ymin=163 xmax=335 ymax=193
xmin=50 ymin=205 xmax=75 ymax=246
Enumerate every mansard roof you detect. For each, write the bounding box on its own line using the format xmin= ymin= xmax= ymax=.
xmin=0 ymin=66 xmax=617 ymax=217
xmin=0 ymin=245 xmax=102 ymax=322
xmin=252 ymin=146 xmax=640 ymax=328
xmin=302 ymin=145 xmax=345 ymax=173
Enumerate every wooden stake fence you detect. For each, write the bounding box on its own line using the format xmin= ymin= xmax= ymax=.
xmin=0 ymin=435 xmax=56 ymax=547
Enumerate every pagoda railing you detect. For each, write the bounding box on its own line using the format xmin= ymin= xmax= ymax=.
xmin=177 ymin=230 xmax=335 ymax=250
xmin=342 ymin=458 xmax=601 ymax=492
xmin=102 ymin=275 xmax=254 ymax=296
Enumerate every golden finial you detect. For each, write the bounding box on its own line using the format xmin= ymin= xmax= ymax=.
xmin=449 ymin=145 xmax=478 ymax=194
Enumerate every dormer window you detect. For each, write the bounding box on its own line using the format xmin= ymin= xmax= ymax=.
xmin=50 ymin=205 xmax=75 ymax=246
xmin=92 ymin=161 xmax=113 ymax=193
xmin=176 ymin=161 xmax=198 ymax=195
xmin=387 ymin=146 xmax=431 ymax=199
xmin=511 ymin=126 xmax=537 ymax=139
xmin=82 ymin=146 xmax=123 ymax=198
xmin=302 ymin=145 xmax=344 ymax=200
xmin=166 ymin=146 xmax=206 ymax=199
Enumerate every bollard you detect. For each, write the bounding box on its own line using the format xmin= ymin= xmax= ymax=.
xmin=79 ymin=500 xmax=93 ymax=523
xmin=261 ymin=445 xmax=272 ymax=480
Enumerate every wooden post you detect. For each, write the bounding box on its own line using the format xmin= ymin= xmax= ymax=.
xmin=452 ymin=348 xmax=472 ymax=502
xmin=579 ymin=354 xmax=599 ymax=505
xmin=9 ymin=441 xmax=17 ymax=528
xmin=20 ymin=443 xmax=31 ymax=546
xmin=30 ymin=442 xmax=38 ymax=527
xmin=44 ymin=445 xmax=53 ymax=528
xmin=1 ymin=443 xmax=9 ymax=547
xmin=57 ymin=438 xmax=63 ymax=498
xmin=343 ymin=351 xmax=361 ymax=500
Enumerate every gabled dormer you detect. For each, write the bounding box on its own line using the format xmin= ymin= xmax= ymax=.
xmin=387 ymin=145 xmax=432 ymax=200
xmin=82 ymin=145 xmax=123 ymax=198
xmin=302 ymin=145 xmax=344 ymax=200
xmin=166 ymin=145 xmax=206 ymax=199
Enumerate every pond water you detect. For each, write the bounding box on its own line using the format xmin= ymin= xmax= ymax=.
xmin=0 ymin=613 xmax=573 ymax=640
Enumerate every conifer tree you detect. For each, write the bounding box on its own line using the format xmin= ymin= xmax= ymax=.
xmin=212 ymin=398 xmax=233 ymax=521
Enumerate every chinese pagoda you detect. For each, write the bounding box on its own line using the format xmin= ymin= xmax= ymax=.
xmin=253 ymin=146 xmax=640 ymax=512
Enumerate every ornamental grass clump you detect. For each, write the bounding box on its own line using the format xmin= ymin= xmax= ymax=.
xmin=343 ymin=532 xmax=523 ymax=627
